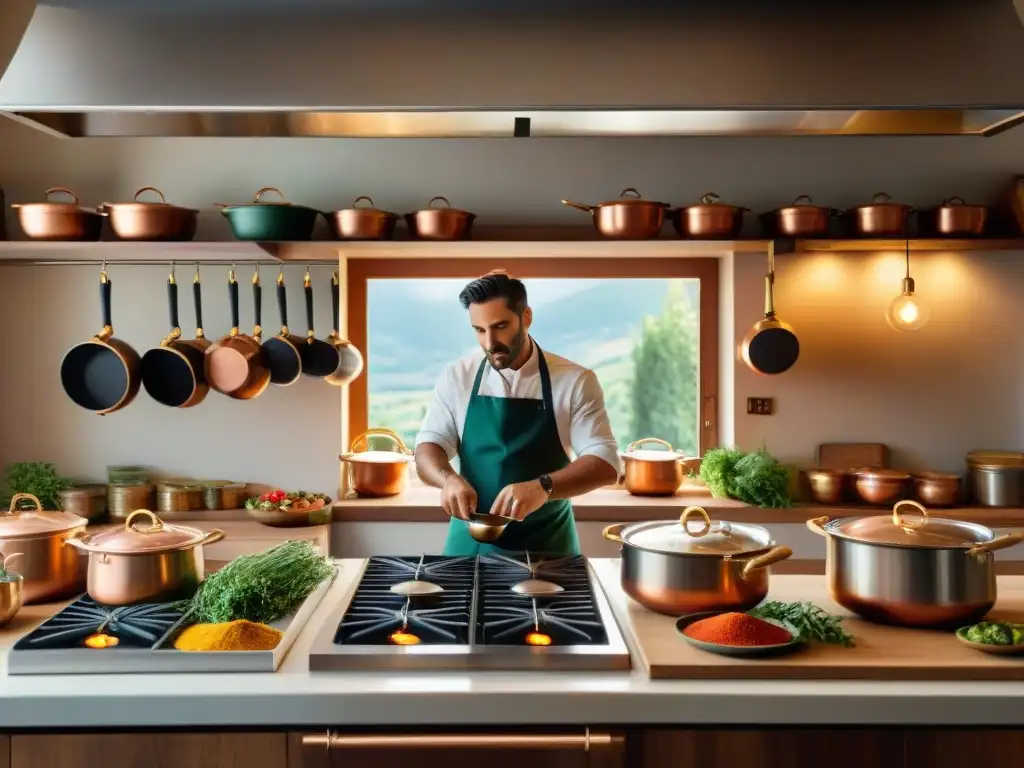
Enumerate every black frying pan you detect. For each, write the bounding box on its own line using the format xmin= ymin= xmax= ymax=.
xmin=60 ymin=269 xmax=142 ymax=414
xmin=140 ymin=268 xmax=210 ymax=408
xmin=261 ymin=268 xmax=303 ymax=385
xmin=300 ymin=268 xmax=340 ymax=378
xmin=741 ymin=248 xmax=799 ymax=375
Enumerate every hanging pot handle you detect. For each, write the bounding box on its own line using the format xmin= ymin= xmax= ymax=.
xmin=742 ymin=546 xmax=793 ymax=578
xmin=561 ymin=198 xmax=596 ymax=213
xmin=160 ymin=271 xmax=183 ymax=347
xmin=601 ymin=523 xmax=627 ymax=545
xmin=95 ymin=269 xmax=115 ymax=342
xmin=193 ymin=266 xmax=205 ymax=341
xmin=303 ymin=269 xmax=317 ymax=341
xmin=331 ymin=271 xmax=341 ymax=337
xmin=227 ymin=268 xmax=240 ymax=337
xmin=625 ymin=437 xmax=675 ymax=454
xmin=967 ymin=532 xmax=1024 ymax=558
xmin=5 ymin=494 xmax=43 ymax=514
xmin=806 ymin=516 xmax=830 ymax=536
xmin=892 ymin=499 xmax=928 ymax=531
xmin=276 ymin=268 xmax=291 ymax=334
xmin=252 ymin=265 xmax=263 ymax=343
xmin=680 ymin=506 xmax=712 ymax=538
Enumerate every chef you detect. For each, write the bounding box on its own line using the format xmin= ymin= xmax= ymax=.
xmin=415 ymin=272 xmax=621 ymax=555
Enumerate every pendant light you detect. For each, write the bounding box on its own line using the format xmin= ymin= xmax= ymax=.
xmin=886 ymin=240 xmax=930 ymax=332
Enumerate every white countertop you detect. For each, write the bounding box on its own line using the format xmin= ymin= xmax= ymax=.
xmin=2 ymin=558 xmax=1024 ymax=729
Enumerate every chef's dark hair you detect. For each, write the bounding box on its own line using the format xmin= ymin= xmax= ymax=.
xmin=459 ymin=273 xmax=528 ymax=316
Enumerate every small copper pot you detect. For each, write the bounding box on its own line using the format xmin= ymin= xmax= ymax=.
xmin=339 ymin=428 xmax=413 ymax=497
xmin=405 ymin=197 xmax=476 ymax=240
xmin=670 ymin=193 xmax=748 ymax=239
xmin=913 ymin=471 xmax=962 ymax=507
xmin=562 ymin=188 xmax=668 ymax=240
xmin=804 ymin=468 xmax=846 ymax=505
xmin=844 ymin=193 xmax=913 ymax=237
xmin=204 ymin=269 xmax=270 ymax=400
xmin=620 ymin=438 xmax=688 ymax=496
xmin=100 ymin=187 xmax=199 ymax=241
xmin=11 ymin=187 xmax=106 ymax=241
xmin=761 ymin=195 xmax=837 ymax=237
xmin=919 ymin=197 xmax=989 ymax=237
xmin=328 ymin=196 xmax=398 ymax=241
xmin=853 ymin=468 xmax=910 ymax=505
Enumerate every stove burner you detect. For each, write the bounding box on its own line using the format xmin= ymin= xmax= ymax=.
xmin=390 ymin=554 xmax=445 ymax=596
xmin=13 ymin=598 xmax=185 ymax=651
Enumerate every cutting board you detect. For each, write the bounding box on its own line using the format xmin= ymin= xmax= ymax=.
xmin=599 ymin=566 xmax=1024 ymax=681
xmin=816 ymin=442 xmax=888 ymax=471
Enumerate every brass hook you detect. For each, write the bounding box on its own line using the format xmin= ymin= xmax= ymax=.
xmin=194 ymin=261 xmax=200 ymax=283
xmin=169 ymin=260 xmax=176 ymax=284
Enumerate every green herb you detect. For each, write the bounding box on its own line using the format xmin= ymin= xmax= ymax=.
xmin=181 ymin=540 xmax=334 ymax=625
xmin=749 ymin=601 xmax=855 ymax=647
xmin=699 ymin=448 xmax=791 ymax=508
xmin=0 ymin=553 xmax=21 ymax=583
xmin=960 ymin=621 xmax=1024 ymax=646
xmin=2 ymin=462 xmax=71 ymax=511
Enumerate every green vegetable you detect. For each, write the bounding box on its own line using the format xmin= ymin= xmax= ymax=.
xmin=181 ymin=541 xmax=334 ymax=625
xmin=2 ymin=462 xmax=71 ymax=511
xmin=962 ymin=621 xmax=1024 ymax=646
xmin=700 ymin=448 xmax=791 ymax=508
xmin=749 ymin=601 xmax=854 ymax=646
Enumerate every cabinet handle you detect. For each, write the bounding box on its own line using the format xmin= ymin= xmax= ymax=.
xmin=303 ymin=728 xmax=618 ymax=752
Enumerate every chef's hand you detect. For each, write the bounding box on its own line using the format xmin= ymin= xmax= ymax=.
xmin=441 ymin=474 xmax=478 ymax=521
xmin=490 ymin=481 xmax=548 ymax=521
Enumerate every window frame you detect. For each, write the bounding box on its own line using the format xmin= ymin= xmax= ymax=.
xmin=345 ymin=257 xmax=720 ymax=456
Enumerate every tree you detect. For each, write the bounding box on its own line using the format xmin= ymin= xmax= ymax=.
xmin=627 ymin=282 xmax=699 ymax=455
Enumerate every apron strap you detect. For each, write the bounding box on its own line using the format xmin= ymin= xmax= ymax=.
xmin=468 ymin=357 xmax=488 ymax=405
xmin=535 ymin=343 xmax=557 ymax=428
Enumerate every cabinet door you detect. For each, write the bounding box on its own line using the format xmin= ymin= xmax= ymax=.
xmin=905 ymin=730 xmax=1024 ymax=768
xmin=295 ymin=729 xmax=624 ymax=768
xmin=639 ymin=729 xmax=904 ymax=768
xmin=12 ymin=732 xmax=287 ymax=768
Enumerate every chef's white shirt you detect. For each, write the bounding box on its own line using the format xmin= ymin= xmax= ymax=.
xmin=415 ymin=344 xmax=622 ymax=474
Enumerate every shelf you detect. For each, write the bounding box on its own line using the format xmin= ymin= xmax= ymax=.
xmin=0 ymin=241 xmax=339 ymax=263
xmin=775 ymin=238 xmax=1024 ymax=254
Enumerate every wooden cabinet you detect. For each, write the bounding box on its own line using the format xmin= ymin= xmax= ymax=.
xmin=10 ymin=732 xmax=286 ymax=768
xmin=904 ymin=730 xmax=1024 ymax=768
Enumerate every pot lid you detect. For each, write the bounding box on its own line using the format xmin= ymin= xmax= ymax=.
xmin=621 ymin=438 xmax=686 ymax=461
xmin=851 ymin=192 xmax=911 ymax=209
xmin=11 ymin=186 xmax=99 ymax=215
xmin=967 ymin=450 xmax=1024 ymax=469
xmin=217 ymin=187 xmax=319 ymax=211
xmin=82 ymin=510 xmax=206 ymax=553
xmin=822 ymin=500 xmax=994 ymax=548
xmin=620 ymin=507 xmax=773 ymax=555
xmin=776 ymin=195 xmax=832 ymax=212
xmin=936 ymin=196 xmax=985 ymax=209
xmin=409 ymin=196 xmax=474 ymax=216
xmin=594 ymin=188 xmax=669 ymax=207
xmin=0 ymin=494 xmax=87 ymax=538
xmin=340 ymin=450 xmax=414 ymax=464
xmin=337 ymin=196 xmax=398 ymax=218
xmin=102 ymin=186 xmax=198 ymax=213
xmin=678 ymin=192 xmax=747 ymax=211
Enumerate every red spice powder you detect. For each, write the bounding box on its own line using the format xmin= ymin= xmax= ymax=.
xmin=683 ymin=612 xmax=792 ymax=647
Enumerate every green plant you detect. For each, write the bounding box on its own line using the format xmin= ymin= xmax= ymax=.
xmin=2 ymin=462 xmax=71 ymax=511
xmin=699 ymin=448 xmax=791 ymax=508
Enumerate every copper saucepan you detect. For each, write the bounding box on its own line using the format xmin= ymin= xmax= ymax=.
xmin=328 ymin=196 xmax=398 ymax=241
xmin=844 ymin=192 xmax=913 ymax=237
xmin=561 ymin=188 xmax=669 ymax=240
xmin=100 ymin=186 xmax=199 ymax=242
xmin=12 ymin=186 xmax=106 ymax=241
xmin=620 ymin=438 xmax=693 ymax=496
xmin=761 ymin=195 xmax=838 ymax=237
xmin=405 ymin=196 xmax=476 ymax=240
xmin=339 ymin=428 xmax=414 ymax=497
xmin=204 ymin=267 xmax=270 ymax=400
xmin=670 ymin=193 xmax=748 ymax=239
xmin=919 ymin=197 xmax=989 ymax=237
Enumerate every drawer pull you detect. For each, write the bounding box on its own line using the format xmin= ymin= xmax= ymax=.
xmin=303 ymin=728 xmax=617 ymax=752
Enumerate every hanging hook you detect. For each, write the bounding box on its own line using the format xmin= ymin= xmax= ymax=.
xmin=252 ymin=261 xmax=260 ymax=284
xmin=194 ymin=261 xmax=200 ymax=283
xmin=169 ymin=260 xmax=176 ymax=284
xmin=278 ymin=264 xmax=286 ymax=285
xmin=304 ymin=264 xmax=311 ymax=287
xmin=229 ymin=261 xmax=236 ymax=283
xmin=100 ymin=259 xmax=108 ymax=283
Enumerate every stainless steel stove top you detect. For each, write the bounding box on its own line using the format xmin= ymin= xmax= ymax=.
xmin=308 ymin=554 xmax=630 ymax=672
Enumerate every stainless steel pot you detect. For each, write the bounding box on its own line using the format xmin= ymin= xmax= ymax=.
xmin=966 ymin=451 xmax=1024 ymax=507
xmin=0 ymin=493 xmax=88 ymax=604
xmin=808 ymin=500 xmax=1024 ymax=628
xmin=602 ymin=506 xmax=792 ymax=615
xmin=620 ymin=438 xmax=690 ymax=496
xmin=65 ymin=509 xmax=224 ymax=605
xmin=339 ymin=428 xmax=414 ymax=497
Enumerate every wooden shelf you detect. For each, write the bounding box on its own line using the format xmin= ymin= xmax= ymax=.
xmin=0 ymin=241 xmax=339 ymax=263
xmin=776 ymin=238 xmax=1024 ymax=254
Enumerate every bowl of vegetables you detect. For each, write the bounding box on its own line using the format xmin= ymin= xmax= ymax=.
xmin=956 ymin=621 xmax=1024 ymax=654
xmin=244 ymin=490 xmax=332 ymax=528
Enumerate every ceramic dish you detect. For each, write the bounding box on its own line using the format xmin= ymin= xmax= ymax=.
xmin=245 ymin=506 xmax=332 ymax=528
xmin=955 ymin=625 xmax=1024 ymax=655
xmin=674 ymin=610 xmax=804 ymax=658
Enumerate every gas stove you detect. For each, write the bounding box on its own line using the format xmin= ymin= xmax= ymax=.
xmin=308 ymin=554 xmax=630 ymax=671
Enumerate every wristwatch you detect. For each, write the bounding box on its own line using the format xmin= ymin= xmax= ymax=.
xmin=538 ymin=474 xmax=554 ymax=497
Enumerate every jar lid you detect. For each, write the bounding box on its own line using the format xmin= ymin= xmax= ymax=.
xmin=0 ymin=494 xmax=87 ymax=539
xmin=340 ymin=450 xmax=414 ymax=464
xmin=967 ymin=451 xmax=1024 ymax=470
xmin=619 ymin=507 xmax=773 ymax=555
xmin=821 ymin=500 xmax=994 ymax=548
xmin=81 ymin=510 xmax=206 ymax=553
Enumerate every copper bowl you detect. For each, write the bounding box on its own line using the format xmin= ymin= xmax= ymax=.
xmin=803 ymin=468 xmax=846 ymax=505
xmin=467 ymin=513 xmax=510 ymax=543
xmin=913 ymin=471 xmax=962 ymax=507
xmin=853 ymin=468 xmax=910 ymax=505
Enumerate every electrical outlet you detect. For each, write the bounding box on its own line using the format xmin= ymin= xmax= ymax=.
xmin=747 ymin=397 xmax=773 ymax=415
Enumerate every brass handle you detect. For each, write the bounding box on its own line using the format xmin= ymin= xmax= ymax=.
xmin=742 ymin=545 xmax=793 ymax=578
xmin=198 ymin=529 xmax=225 ymax=546
xmin=45 ymin=186 xmax=80 ymax=205
xmin=625 ymin=437 xmax=675 ymax=454
xmin=700 ymin=192 xmax=721 ymax=205
xmin=303 ymin=728 xmax=616 ymax=751
xmin=134 ymin=186 xmax=168 ymax=203
xmin=792 ymin=194 xmax=814 ymax=204
xmin=806 ymin=516 xmax=830 ymax=536
xmin=561 ymin=198 xmax=595 ymax=213
xmin=254 ymin=187 xmax=287 ymax=203
xmin=680 ymin=506 xmax=711 ymax=538
xmin=350 ymin=427 xmax=410 ymax=455
xmin=602 ymin=523 xmax=627 ymax=544
xmin=967 ymin=532 xmax=1024 ymax=558
xmin=892 ymin=499 xmax=927 ymax=531
xmin=352 ymin=195 xmax=375 ymax=208
xmin=6 ymin=493 xmax=43 ymax=514
xmin=619 ymin=187 xmax=642 ymax=198
xmin=124 ymin=509 xmax=164 ymax=533
xmin=427 ymin=196 xmax=451 ymax=209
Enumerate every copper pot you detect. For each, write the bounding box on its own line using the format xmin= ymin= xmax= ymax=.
xmin=561 ymin=188 xmax=668 ymax=240
xmin=803 ymin=468 xmax=846 ymax=505
xmin=670 ymin=193 xmax=748 ymax=239
xmin=405 ymin=197 xmax=476 ymax=240
xmin=844 ymin=193 xmax=913 ymax=237
xmin=761 ymin=195 xmax=837 ymax=237
xmin=100 ymin=186 xmax=199 ymax=241
xmin=853 ymin=468 xmax=910 ymax=505
xmin=913 ymin=471 xmax=961 ymax=507
xmin=141 ymin=271 xmax=211 ymax=408
xmin=328 ymin=196 xmax=398 ymax=240
xmin=339 ymin=428 xmax=413 ymax=497
xmin=620 ymin=438 xmax=689 ymax=496
xmin=0 ymin=494 xmax=88 ymax=604
xmin=920 ymin=197 xmax=989 ymax=237
xmin=11 ymin=186 xmax=106 ymax=241
xmin=65 ymin=509 xmax=224 ymax=605
xmin=204 ymin=268 xmax=270 ymax=400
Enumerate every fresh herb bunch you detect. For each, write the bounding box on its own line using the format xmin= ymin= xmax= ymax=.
xmin=699 ymin=448 xmax=791 ymax=508
xmin=2 ymin=462 xmax=71 ymax=511
xmin=749 ymin=601 xmax=854 ymax=647
xmin=182 ymin=541 xmax=334 ymax=625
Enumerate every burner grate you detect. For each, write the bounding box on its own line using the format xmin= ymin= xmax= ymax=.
xmin=13 ymin=598 xmax=185 ymax=651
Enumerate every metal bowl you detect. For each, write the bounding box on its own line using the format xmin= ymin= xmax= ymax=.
xmin=467 ymin=513 xmax=510 ymax=543
xmin=804 ymin=468 xmax=846 ymax=505
xmin=853 ymin=468 xmax=910 ymax=505
xmin=913 ymin=472 xmax=962 ymax=507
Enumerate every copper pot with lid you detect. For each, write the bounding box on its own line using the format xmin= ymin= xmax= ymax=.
xmin=670 ymin=193 xmax=749 ymax=239
xmin=809 ymin=500 xmax=1024 ymax=628
xmin=65 ymin=509 xmax=224 ymax=605
xmin=561 ymin=188 xmax=669 ymax=240
xmin=0 ymin=493 xmax=88 ymax=604
xmin=620 ymin=438 xmax=691 ymax=496
xmin=328 ymin=196 xmax=398 ymax=241
xmin=919 ymin=197 xmax=989 ymax=237
xmin=339 ymin=428 xmax=414 ymax=497
xmin=100 ymin=187 xmax=199 ymax=241
xmin=405 ymin=197 xmax=476 ymax=241
xmin=844 ymin=192 xmax=913 ymax=237
xmin=761 ymin=195 xmax=838 ymax=237
xmin=11 ymin=187 xmax=106 ymax=241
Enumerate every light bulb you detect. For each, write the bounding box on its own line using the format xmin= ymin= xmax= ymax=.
xmin=886 ymin=278 xmax=930 ymax=332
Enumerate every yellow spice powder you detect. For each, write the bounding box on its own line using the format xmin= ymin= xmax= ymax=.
xmin=174 ymin=620 xmax=283 ymax=652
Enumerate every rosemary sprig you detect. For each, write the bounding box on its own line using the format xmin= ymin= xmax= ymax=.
xmin=749 ymin=601 xmax=855 ymax=647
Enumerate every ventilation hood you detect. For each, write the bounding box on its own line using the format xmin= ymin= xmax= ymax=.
xmin=2 ymin=1 xmax=1024 ymax=139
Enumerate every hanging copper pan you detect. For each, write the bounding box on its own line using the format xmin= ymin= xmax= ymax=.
xmin=204 ymin=267 xmax=270 ymax=400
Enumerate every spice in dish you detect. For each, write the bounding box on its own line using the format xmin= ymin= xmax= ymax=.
xmin=683 ymin=612 xmax=792 ymax=647
xmin=174 ymin=620 xmax=283 ymax=652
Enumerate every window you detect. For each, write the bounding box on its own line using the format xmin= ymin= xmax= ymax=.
xmin=346 ymin=258 xmax=719 ymax=457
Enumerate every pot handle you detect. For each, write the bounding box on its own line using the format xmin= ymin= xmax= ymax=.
xmin=64 ymin=530 xmax=93 ymax=551
xmin=135 ymin=186 xmax=168 ymax=203
xmin=602 ymin=523 xmax=627 ymax=544
xmin=199 ymin=529 xmax=225 ymax=546
xmin=45 ymin=186 xmax=80 ymax=205
xmin=872 ymin=192 xmax=893 ymax=203
xmin=352 ymin=195 xmax=376 ymax=208
xmin=561 ymin=198 xmax=595 ymax=213
xmin=255 ymin=187 xmax=288 ymax=204
xmin=806 ymin=516 xmax=830 ymax=536
xmin=625 ymin=437 xmax=675 ymax=454
xmin=619 ymin=188 xmax=642 ymax=198
xmin=427 ymin=196 xmax=451 ymax=209
xmin=125 ymin=509 xmax=165 ymax=533
xmin=1 ymin=552 xmax=23 ymax=572
xmin=966 ymin=532 xmax=1024 ymax=558
xmin=892 ymin=499 xmax=928 ymax=531
xmin=5 ymin=493 xmax=43 ymax=515
xmin=680 ymin=506 xmax=712 ymax=538
xmin=741 ymin=546 xmax=793 ymax=578
xmin=792 ymin=195 xmax=814 ymax=204
xmin=350 ymin=428 xmax=411 ymax=455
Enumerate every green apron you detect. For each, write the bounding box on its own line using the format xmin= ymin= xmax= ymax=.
xmin=442 ymin=344 xmax=579 ymax=556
